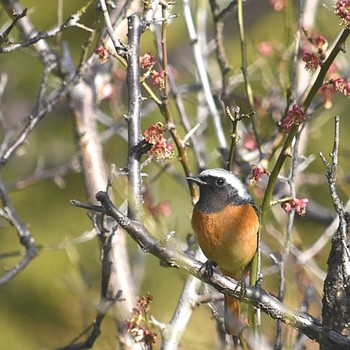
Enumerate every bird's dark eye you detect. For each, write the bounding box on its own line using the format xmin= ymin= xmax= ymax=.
xmin=216 ymin=178 xmax=225 ymax=186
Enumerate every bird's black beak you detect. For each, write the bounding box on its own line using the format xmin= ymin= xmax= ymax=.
xmin=186 ymin=176 xmax=207 ymax=186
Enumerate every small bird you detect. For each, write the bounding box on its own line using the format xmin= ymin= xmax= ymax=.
xmin=187 ymin=168 xmax=259 ymax=335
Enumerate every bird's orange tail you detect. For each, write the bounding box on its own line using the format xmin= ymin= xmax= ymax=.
xmin=224 ymin=294 xmax=242 ymax=336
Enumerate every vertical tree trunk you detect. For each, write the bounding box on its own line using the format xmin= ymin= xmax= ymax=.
xmin=321 ymin=213 xmax=350 ymax=350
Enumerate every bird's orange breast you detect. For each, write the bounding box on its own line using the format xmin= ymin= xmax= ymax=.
xmin=191 ymin=204 xmax=258 ymax=278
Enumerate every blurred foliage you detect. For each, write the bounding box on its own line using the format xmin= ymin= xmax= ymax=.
xmin=0 ymin=0 xmax=349 ymax=349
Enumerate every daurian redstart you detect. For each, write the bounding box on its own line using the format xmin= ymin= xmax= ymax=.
xmin=187 ymin=168 xmax=259 ymax=335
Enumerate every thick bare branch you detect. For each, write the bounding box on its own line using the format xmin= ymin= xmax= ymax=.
xmin=126 ymin=13 xmax=145 ymax=221
xmin=72 ymin=192 xmax=350 ymax=350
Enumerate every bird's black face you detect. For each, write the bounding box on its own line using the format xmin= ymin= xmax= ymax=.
xmin=187 ymin=168 xmax=254 ymax=214
xmin=196 ymin=175 xmax=245 ymax=213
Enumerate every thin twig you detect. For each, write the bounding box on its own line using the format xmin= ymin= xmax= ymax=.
xmin=319 ymin=116 xmax=348 ymax=255
xmin=298 ymin=199 xmax=350 ymax=263
xmin=0 ymin=0 xmax=94 ymax=54
xmin=0 ymin=0 xmax=100 ymax=167
xmin=208 ymin=0 xmax=234 ymax=102
xmin=0 ymin=177 xmax=37 ymax=286
xmin=55 ymin=291 xmax=123 ymax=350
xmin=182 ymin=0 xmax=228 ymax=155
xmin=237 ymin=0 xmax=264 ymax=327
xmin=295 ymin=0 xmax=318 ymax=98
xmin=208 ymin=0 xmax=240 ymax=171
xmin=237 ymin=0 xmax=261 ymax=156
xmin=167 ymin=69 xmax=206 ymax=170
xmin=226 ymin=106 xmax=240 ymax=171
xmin=266 ymin=224 xmax=326 ymax=284
xmin=291 ymin=0 xmax=305 ymax=100
xmin=8 ymin=157 xmax=81 ymax=191
xmin=98 ymin=0 xmax=127 ymax=55
xmin=260 ymin=28 xmax=350 ymax=223
xmin=274 ymin=124 xmax=303 ymax=349
xmin=143 ymin=0 xmax=161 ymax=23
xmin=157 ymin=2 xmax=197 ymax=198
xmin=0 ymin=7 xmax=27 ymax=44
xmin=0 ymin=77 xmax=77 ymax=167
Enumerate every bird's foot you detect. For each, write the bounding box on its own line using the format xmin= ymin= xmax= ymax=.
xmin=234 ymin=273 xmax=247 ymax=301
xmin=255 ymin=274 xmax=263 ymax=288
xmin=200 ymin=260 xmax=218 ymax=277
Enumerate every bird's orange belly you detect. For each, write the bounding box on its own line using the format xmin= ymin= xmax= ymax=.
xmin=192 ymin=204 xmax=258 ymax=277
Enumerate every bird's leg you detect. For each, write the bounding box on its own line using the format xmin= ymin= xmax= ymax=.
xmin=255 ymin=274 xmax=263 ymax=288
xmin=234 ymin=268 xmax=248 ymax=301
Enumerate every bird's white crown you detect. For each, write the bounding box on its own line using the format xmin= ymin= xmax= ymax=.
xmin=199 ymin=168 xmax=250 ymax=200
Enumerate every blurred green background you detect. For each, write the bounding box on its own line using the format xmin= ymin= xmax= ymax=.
xmin=0 ymin=1 xmax=349 ymax=349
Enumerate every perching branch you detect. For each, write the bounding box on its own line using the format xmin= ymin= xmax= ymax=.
xmin=71 ymin=191 xmax=350 ymax=350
